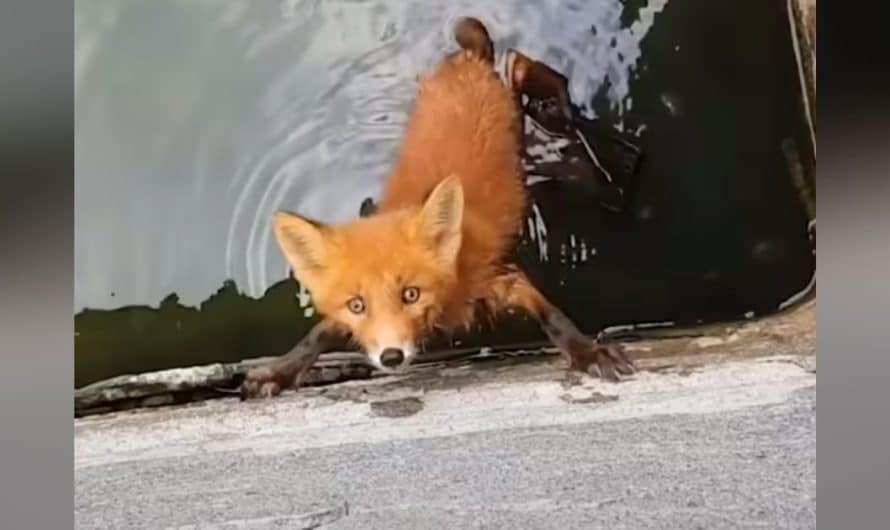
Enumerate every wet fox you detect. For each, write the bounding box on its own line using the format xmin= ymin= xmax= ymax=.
xmin=240 ymin=17 xmax=634 ymax=399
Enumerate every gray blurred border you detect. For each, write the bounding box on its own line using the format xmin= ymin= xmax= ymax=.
xmin=816 ymin=1 xmax=890 ymax=527
xmin=0 ymin=1 xmax=74 ymax=528
xmin=3 ymin=0 xmax=890 ymax=528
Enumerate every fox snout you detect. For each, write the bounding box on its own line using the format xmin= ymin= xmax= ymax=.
xmin=380 ymin=348 xmax=406 ymax=368
xmin=366 ymin=341 xmax=417 ymax=373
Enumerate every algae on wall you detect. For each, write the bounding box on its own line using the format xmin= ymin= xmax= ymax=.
xmin=75 ymin=279 xmax=315 ymax=388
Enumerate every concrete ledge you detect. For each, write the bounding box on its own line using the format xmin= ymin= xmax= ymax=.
xmin=75 ymin=300 xmax=815 ymax=528
xmin=74 ymin=299 xmax=814 ymax=418
xmin=76 ymin=348 xmax=816 ymax=528
xmin=75 ymin=345 xmax=815 ymax=470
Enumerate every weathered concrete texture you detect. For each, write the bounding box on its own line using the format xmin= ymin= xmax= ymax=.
xmin=74 ymin=302 xmax=815 ymax=528
xmin=75 ymin=339 xmax=815 ymax=529
xmin=74 ymin=353 xmax=375 ymax=417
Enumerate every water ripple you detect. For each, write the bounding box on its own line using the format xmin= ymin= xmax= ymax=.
xmin=76 ymin=0 xmax=667 ymax=307
xmin=223 ymin=0 xmax=667 ymax=298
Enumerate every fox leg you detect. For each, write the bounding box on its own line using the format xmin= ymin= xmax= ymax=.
xmin=486 ymin=269 xmax=635 ymax=381
xmin=239 ymin=318 xmax=353 ymax=400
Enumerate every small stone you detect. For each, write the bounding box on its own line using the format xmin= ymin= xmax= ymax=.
xmin=369 ymin=397 xmax=424 ymax=418
xmin=560 ymin=392 xmax=619 ymax=405
xmin=559 ymin=373 xmax=583 ymax=389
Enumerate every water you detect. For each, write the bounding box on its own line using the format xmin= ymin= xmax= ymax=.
xmin=75 ymin=0 xmax=814 ymax=386
xmin=75 ymin=0 xmax=674 ymax=310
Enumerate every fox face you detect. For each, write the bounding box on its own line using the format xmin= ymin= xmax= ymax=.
xmin=273 ymin=176 xmax=464 ymax=371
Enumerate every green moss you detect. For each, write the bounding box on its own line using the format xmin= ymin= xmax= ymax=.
xmin=75 ymin=278 xmax=316 ymax=388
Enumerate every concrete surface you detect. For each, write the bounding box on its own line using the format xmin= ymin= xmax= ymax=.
xmin=75 ymin=350 xmax=815 ymax=529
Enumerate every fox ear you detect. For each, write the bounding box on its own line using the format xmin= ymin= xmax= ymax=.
xmin=272 ymin=211 xmax=332 ymax=283
xmin=418 ymin=175 xmax=464 ymax=264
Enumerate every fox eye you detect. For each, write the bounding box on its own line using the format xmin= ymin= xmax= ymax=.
xmin=346 ymin=296 xmax=365 ymax=315
xmin=401 ymin=286 xmax=420 ymax=304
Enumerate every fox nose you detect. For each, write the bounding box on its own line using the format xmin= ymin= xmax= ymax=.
xmin=380 ymin=348 xmax=405 ymax=368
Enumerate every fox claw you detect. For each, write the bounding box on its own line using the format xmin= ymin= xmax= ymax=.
xmin=568 ymin=342 xmax=636 ymax=382
xmin=239 ymin=366 xmax=289 ymax=400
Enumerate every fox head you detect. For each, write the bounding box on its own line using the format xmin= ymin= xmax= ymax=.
xmin=273 ymin=176 xmax=464 ymax=372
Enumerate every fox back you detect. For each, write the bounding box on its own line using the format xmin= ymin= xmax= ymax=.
xmin=380 ymin=48 xmax=527 ymax=270
xmin=273 ymin=21 xmax=526 ymax=370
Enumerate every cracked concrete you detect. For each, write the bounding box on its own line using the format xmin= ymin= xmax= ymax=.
xmin=75 ymin=351 xmax=815 ymax=528
xmin=75 ymin=301 xmax=815 ymax=529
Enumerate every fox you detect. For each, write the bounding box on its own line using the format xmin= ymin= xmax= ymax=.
xmin=240 ymin=17 xmax=634 ymax=399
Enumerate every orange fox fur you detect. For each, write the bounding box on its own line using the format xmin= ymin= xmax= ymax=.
xmin=241 ymin=17 xmax=633 ymax=399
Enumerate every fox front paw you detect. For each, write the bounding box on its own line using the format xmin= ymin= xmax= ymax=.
xmin=239 ymin=366 xmax=290 ymax=400
xmin=567 ymin=341 xmax=636 ymax=382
